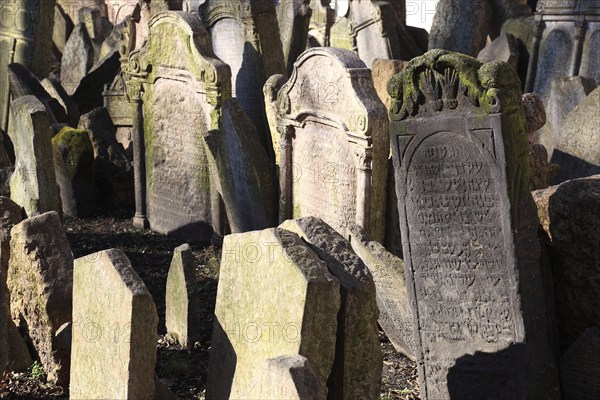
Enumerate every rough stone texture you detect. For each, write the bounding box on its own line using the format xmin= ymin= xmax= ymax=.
xmin=272 ymin=48 xmax=389 ymax=242
xmin=52 ymin=127 xmax=95 ymax=217
xmin=0 ymin=0 xmax=57 ymax=132
xmin=538 ymin=77 xmax=597 ymax=156
xmin=126 ymin=11 xmax=230 ymax=239
xmin=263 ymin=74 xmax=287 ymax=166
xmin=550 ymin=87 xmax=600 ymax=184
xmin=165 ymin=244 xmax=201 ymax=348
xmin=8 ymin=96 xmax=62 ymax=218
xmin=388 ymin=50 xmax=560 ymax=399
xmin=70 ymin=249 xmax=158 ymax=399
xmin=204 ymin=98 xmax=278 ymax=233
xmin=53 ymin=4 xmax=74 ymax=55
xmin=0 ymin=197 xmax=32 ymax=374
xmin=105 ymin=0 xmax=139 ymax=24
xmin=371 ymin=59 xmax=406 ymax=109
xmin=242 ymin=355 xmax=326 ymax=400
xmin=477 ymin=32 xmax=521 ymax=70
xmin=40 ymin=78 xmax=80 ymax=128
xmin=307 ymin=0 xmax=334 ymax=47
xmin=530 ymin=144 xmax=560 ymax=190
xmin=61 ymin=23 xmax=95 ymax=95
xmin=203 ymin=0 xmax=286 ymax=158
xmin=7 ymin=63 xmax=69 ymax=124
xmin=277 ymin=0 xmax=312 ymax=76
xmin=346 ymin=224 xmax=415 ymax=360
xmin=559 ymin=327 xmax=600 ymax=400
xmin=207 ymin=227 xmax=340 ymax=399
xmin=522 ymin=92 xmax=546 ymax=142
xmin=532 ymin=175 xmax=600 ymax=352
xmin=280 ymin=217 xmax=382 ymax=400
xmin=384 ymin=156 xmax=403 ymax=258
xmin=329 ymin=0 xmax=421 ymax=68
xmin=78 ymin=107 xmax=134 ymax=209
xmin=102 ymin=72 xmax=134 ymax=153
xmin=7 ymin=211 xmax=73 ymax=384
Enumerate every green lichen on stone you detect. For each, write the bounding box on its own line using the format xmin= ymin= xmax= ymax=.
xmin=52 ymin=127 xmax=93 ymax=181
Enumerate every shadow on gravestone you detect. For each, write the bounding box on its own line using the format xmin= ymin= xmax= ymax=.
xmin=447 ymin=344 xmax=528 ymax=399
xmin=72 ymin=50 xmax=121 ymax=115
xmin=207 ymin=319 xmax=237 ymax=399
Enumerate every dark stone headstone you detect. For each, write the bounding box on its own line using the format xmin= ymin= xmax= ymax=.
xmin=560 ymin=327 xmax=600 ymax=400
xmin=388 ymin=49 xmax=560 ymax=399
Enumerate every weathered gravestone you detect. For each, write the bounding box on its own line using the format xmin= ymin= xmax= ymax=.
xmin=52 ymin=3 xmax=74 ymax=56
xmin=202 ymin=0 xmax=286 ymax=157
xmin=7 ymin=211 xmax=72 ymax=385
xmin=123 ymin=11 xmax=230 ymax=238
xmin=477 ymin=32 xmax=521 ymax=70
xmin=242 ymin=355 xmax=326 ymax=400
xmin=61 ymin=23 xmax=95 ymax=95
xmin=165 ymin=243 xmax=201 ymax=348
xmin=307 ymin=0 xmax=334 ymax=47
xmin=0 ymin=196 xmax=32 ymax=374
xmin=207 ymin=227 xmax=340 ymax=399
xmin=8 ymin=96 xmax=62 ymax=217
xmin=52 ymin=127 xmax=95 ymax=217
xmin=204 ymin=98 xmax=278 ymax=233
xmin=269 ymin=47 xmax=388 ymax=242
xmin=70 ymin=249 xmax=158 ymax=399
xmin=280 ymin=217 xmax=382 ymax=399
xmin=388 ymin=49 xmax=560 ymax=399
xmin=276 ymin=0 xmax=312 ymax=76
xmin=0 ymin=0 xmax=56 ymax=132
xmin=346 ymin=224 xmax=415 ymax=360
xmin=559 ymin=327 xmax=600 ymax=400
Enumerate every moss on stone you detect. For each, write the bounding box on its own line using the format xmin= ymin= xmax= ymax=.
xmin=52 ymin=127 xmax=93 ymax=180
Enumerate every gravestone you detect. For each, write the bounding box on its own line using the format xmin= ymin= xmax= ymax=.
xmin=0 ymin=0 xmax=56 ymax=132
xmin=105 ymin=0 xmax=139 ymax=24
xmin=165 ymin=243 xmax=201 ymax=348
xmin=307 ymin=0 xmax=334 ymax=47
xmin=477 ymin=32 xmax=521 ymax=70
xmin=280 ymin=217 xmax=382 ymax=399
xmin=7 ymin=211 xmax=73 ymax=385
xmin=70 ymin=249 xmax=158 ymax=399
xmin=207 ymin=227 xmax=340 ymax=399
xmin=202 ymin=0 xmax=286 ymax=157
xmin=263 ymin=74 xmax=287 ymax=167
xmin=0 ymin=197 xmax=32 ymax=374
xmin=8 ymin=96 xmax=62 ymax=217
xmin=123 ymin=11 xmax=230 ymax=238
xmin=242 ymin=355 xmax=326 ymax=400
xmin=551 ymin=87 xmax=600 ymax=183
xmin=52 ymin=4 xmax=74 ymax=56
xmin=277 ymin=0 xmax=312 ymax=75
xmin=371 ymin=58 xmax=406 ymax=109
xmin=271 ymin=47 xmax=388 ymax=242
xmin=52 ymin=127 xmax=95 ymax=217
xmin=560 ymin=327 xmax=600 ymax=400
xmin=204 ymin=98 xmax=278 ymax=233
xmin=346 ymin=224 xmax=415 ymax=360
xmin=388 ymin=49 xmax=560 ymax=399
xmin=41 ymin=78 xmax=80 ymax=127
xmin=103 ymin=73 xmax=134 ymax=151
xmin=61 ymin=23 xmax=95 ymax=95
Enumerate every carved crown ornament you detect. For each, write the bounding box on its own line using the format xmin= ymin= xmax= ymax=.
xmin=388 ymin=50 xmax=522 ymax=121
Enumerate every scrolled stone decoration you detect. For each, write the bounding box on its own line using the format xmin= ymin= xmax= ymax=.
xmin=123 ymin=11 xmax=231 ymax=238
xmin=388 ymin=49 xmax=561 ymax=400
xmin=270 ymin=47 xmax=388 ymax=242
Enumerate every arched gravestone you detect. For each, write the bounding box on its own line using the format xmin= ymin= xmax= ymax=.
xmin=533 ymin=27 xmax=573 ymax=101
xmin=202 ymin=0 xmax=286 ymax=158
xmin=388 ymin=50 xmax=560 ymax=400
xmin=269 ymin=47 xmax=388 ymax=242
xmin=124 ymin=12 xmax=231 ymax=239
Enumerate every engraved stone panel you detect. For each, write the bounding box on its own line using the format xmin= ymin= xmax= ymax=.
xmin=271 ymin=47 xmax=388 ymax=242
xmin=388 ymin=50 xmax=560 ymax=399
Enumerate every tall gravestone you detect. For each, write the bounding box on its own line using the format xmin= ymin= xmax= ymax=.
xmin=123 ymin=11 xmax=230 ymax=238
xmin=276 ymin=0 xmax=312 ymax=76
xmin=202 ymin=0 xmax=286 ymax=158
xmin=388 ymin=50 xmax=560 ymax=399
xmin=70 ymin=249 xmax=158 ymax=399
xmin=0 ymin=0 xmax=56 ymax=132
xmin=268 ymin=47 xmax=388 ymax=242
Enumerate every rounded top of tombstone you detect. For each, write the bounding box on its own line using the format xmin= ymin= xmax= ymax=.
xmin=148 ymin=10 xmax=205 ymax=35
xmin=293 ymin=47 xmax=367 ymax=71
xmin=537 ymin=0 xmax=600 ymax=14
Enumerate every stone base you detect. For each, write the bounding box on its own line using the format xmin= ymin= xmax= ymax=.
xmin=133 ymin=214 xmax=149 ymax=229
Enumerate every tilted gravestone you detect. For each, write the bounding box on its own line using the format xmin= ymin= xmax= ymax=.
xmin=70 ymin=249 xmax=158 ymax=399
xmin=124 ymin=11 xmax=230 ymax=239
xmin=388 ymin=49 xmax=560 ymax=399
xmin=7 ymin=211 xmax=73 ymax=385
xmin=280 ymin=217 xmax=382 ymax=399
xmin=268 ymin=47 xmax=388 ymax=242
xmin=207 ymin=227 xmax=340 ymax=399
xmin=165 ymin=243 xmax=201 ymax=348
xmin=276 ymin=0 xmax=312 ymax=76
xmin=8 ymin=96 xmax=62 ymax=217
xmin=0 ymin=0 xmax=56 ymax=132
xmin=202 ymin=0 xmax=286 ymax=158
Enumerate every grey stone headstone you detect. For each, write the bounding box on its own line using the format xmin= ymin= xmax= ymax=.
xmin=270 ymin=47 xmax=389 ymax=242
xmin=388 ymin=49 xmax=560 ymax=399
xmin=477 ymin=32 xmax=521 ymax=70
xmin=61 ymin=23 xmax=95 ymax=95
xmin=70 ymin=249 xmax=158 ymax=399
xmin=277 ymin=0 xmax=312 ymax=75
xmin=52 ymin=4 xmax=74 ymax=55
xmin=7 ymin=211 xmax=73 ymax=385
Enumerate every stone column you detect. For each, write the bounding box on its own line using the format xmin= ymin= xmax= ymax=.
xmin=570 ymin=20 xmax=586 ymax=76
xmin=525 ymin=19 xmax=545 ymax=92
xmin=355 ymin=146 xmax=372 ymax=229
xmin=279 ymin=125 xmax=294 ymax=222
xmin=130 ymin=84 xmax=148 ymax=229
